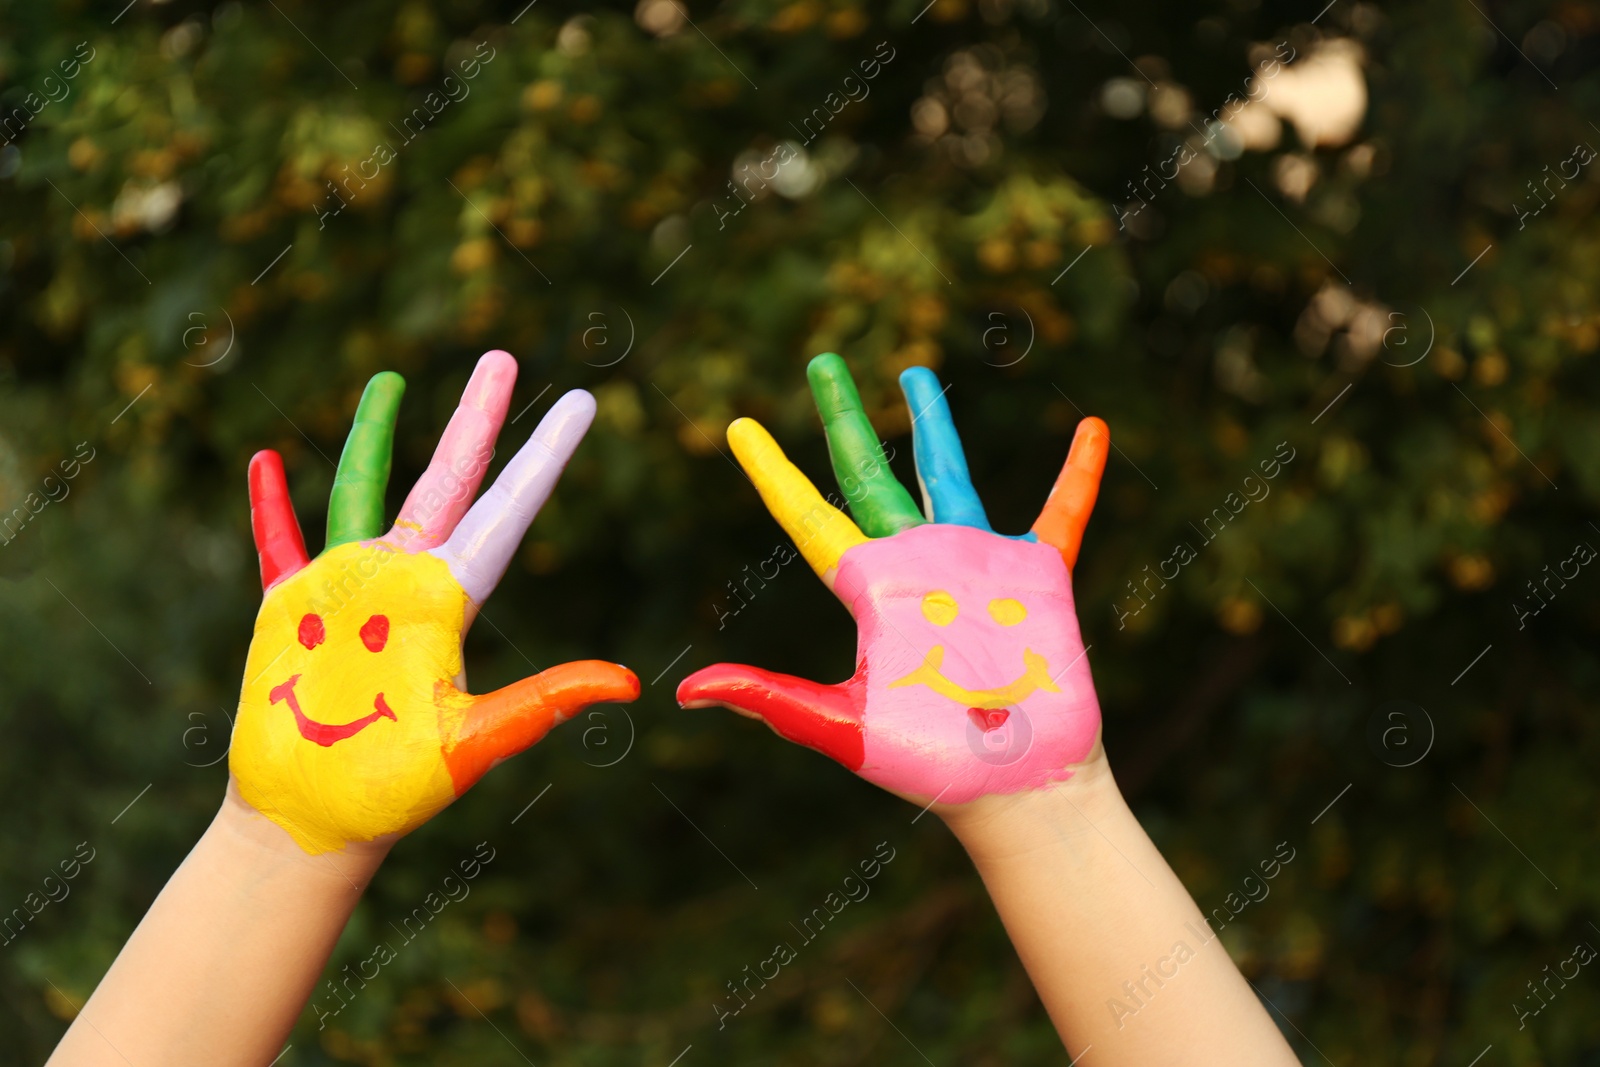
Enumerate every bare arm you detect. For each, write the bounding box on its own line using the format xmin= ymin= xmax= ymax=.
xmin=48 ymin=356 xmax=639 ymax=1066
xmin=943 ymin=761 xmax=1299 ymax=1065
xmin=679 ymin=355 xmax=1298 ymax=1066
xmin=48 ymin=787 xmax=386 ymax=1067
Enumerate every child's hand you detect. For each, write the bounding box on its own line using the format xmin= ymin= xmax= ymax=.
xmin=678 ymin=354 xmax=1108 ymax=809
xmin=231 ymin=352 xmax=639 ymax=854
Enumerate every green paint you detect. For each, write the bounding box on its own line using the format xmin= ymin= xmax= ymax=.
xmin=326 ymin=371 xmax=405 ymax=548
xmin=806 ymin=353 xmax=924 ymax=538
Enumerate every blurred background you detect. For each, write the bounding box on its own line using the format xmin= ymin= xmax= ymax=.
xmin=2 ymin=0 xmax=1598 ymax=1063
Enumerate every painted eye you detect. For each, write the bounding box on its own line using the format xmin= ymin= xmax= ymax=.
xmin=921 ymin=590 xmax=959 ymax=626
xmin=988 ymin=598 xmax=1027 ymax=626
xmin=298 ymin=613 xmax=326 ymax=649
xmin=360 ymin=615 xmax=390 ymax=653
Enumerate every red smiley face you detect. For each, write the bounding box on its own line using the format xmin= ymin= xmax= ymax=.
xmin=272 ymin=612 xmax=397 ymax=746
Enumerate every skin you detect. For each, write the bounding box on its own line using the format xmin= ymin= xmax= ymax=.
xmin=48 ymin=352 xmax=638 ymax=1067
xmin=679 ymin=355 xmax=1301 ymax=1065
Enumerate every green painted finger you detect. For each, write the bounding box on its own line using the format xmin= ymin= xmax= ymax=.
xmin=326 ymin=371 xmax=406 ymax=549
xmin=806 ymin=353 xmax=924 ymax=538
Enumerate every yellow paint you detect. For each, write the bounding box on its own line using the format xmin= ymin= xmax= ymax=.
xmin=231 ymin=542 xmax=469 ymax=854
xmin=888 ymin=646 xmax=1061 ymax=709
xmin=921 ymin=590 xmax=959 ymax=626
xmin=988 ymin=597 xmax=1027 ymax=626
xmin=727 ymin=417 xmax=868 ymax=579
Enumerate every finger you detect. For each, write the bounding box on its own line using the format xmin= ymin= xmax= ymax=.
xmin=326 ymin=372 xmax=405 ymax=549
xmin=248 ymin=450 xmax=311 ymax=591
xmin=677 ymin=663 xmax=865 ymax=770
xmin=727 ymin=417 xmax=867 ymax=585
xmin=898 ymin=366 xmax=993 ymax=530
xmin=441 ymin=660 xmax=641 ymax=794
xmin=807 ymin=352 xmax=925 ymax=537
xmin=436 ymin=389 xmax=595 ymax=604
xmin=391 ymin=350 xmax=518 ymax=549
xmin=1031 ymin=416 xmax=1110 ymax=571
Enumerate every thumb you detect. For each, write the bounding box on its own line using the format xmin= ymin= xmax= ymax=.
xmin=677 ymin=663 xmax=866 ymax=771
xmin=443 ymin=660 xmax=640 ymax=793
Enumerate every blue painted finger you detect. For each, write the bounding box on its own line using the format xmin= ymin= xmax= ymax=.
xmin=899 ymin=367 xmax=992 ymax=531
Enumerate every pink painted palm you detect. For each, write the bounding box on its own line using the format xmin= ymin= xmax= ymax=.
xmin=678 ymin=355 xmax=1110 ymax=807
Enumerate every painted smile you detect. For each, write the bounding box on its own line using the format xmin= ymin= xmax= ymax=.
xmin=887 ymin=647 xmax=1060 ymax=710
xmin=269 ymin=674 xmax=397 ymax=747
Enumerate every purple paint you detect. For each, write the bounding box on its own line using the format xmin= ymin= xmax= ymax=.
xmin=435 ymin=389 xmax=596 ymax=603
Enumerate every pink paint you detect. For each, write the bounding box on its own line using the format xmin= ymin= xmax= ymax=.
xmin=833 ymin=524 xmax=1100 ymax=803
xmin=392 ymin=350 xmax=518 ymax=548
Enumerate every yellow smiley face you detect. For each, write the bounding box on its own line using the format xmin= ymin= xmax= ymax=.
xmin=892 ymin=589 xmax=1058 ymax=709
xmin=919 ymin=590 xmax=1029 ymax=627
xmin=230 ymin=543 xmax=475 ymax=854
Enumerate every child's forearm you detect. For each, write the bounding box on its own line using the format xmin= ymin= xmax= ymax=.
xmin=47 ymin=784 xmax=385 ymax=1067
xmin=943 ymin=765 xmax=1300 ymax=1066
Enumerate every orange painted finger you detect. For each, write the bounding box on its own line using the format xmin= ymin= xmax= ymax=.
xmin=248 ymin=450 xmax=311 ymax=591
xmin=441 ymin=660 xmax=641 ymax=793
xmin=1031 ymin=417 xmax=1109 ymax=571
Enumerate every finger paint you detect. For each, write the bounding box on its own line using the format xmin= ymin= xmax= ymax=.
xmin=682 ymin=363 xmax=1107 ymax=806
xmin=806 ymin=353 xmax=924 ymax=537
xmin=726 ymin=417 xmax=866 ymax=583
xmin=899 ymin=366 xmax=992 ymax=530
xmin=1032 ymin=416 xmax=1109 ymax=570
xmin=249 ymin=450 xmax=311 ymax=591
xmin=233 ymin=537 xmax=640 ymax=854
xmin=676 ymin=664 xmax=865 ymax=768
xmin=840 ymin=525 xmax=1100 ymax=801
xmin=234 ymin=355 xmax=639 ymax=854
xmin=682 ymin=526 xmax=1101 ymax=802
xmin=232 ymin=544 xmax=469 ymax=854
xmin=391 ymin=350 xmax=518 ymax=549
xmin=438 ymin=389 xmax=596 ymax=604
xmin=326 ymin=372 xmax=405 ymax=549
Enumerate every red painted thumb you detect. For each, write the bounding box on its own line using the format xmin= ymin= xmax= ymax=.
xmin=677 ymin=663 xmax=867 ymax=771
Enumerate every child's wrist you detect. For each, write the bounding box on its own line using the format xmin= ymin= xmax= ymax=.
xmin=215 ymin=781 xmax=392 ymax=891
xmin=938 ymin=755 xmax=1128 ymax=865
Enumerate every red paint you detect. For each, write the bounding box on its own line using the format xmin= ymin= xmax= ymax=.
xmin=968 ymin=706 xmax=1010 ymax=732
xmin=298 ymin=613 xmax=326 ymax=649
xmin=676 ymin=664 xmax=866 ymax=770
xmin=269 ymin=674 xmax=397 ymax=746
xmin=248 ymin=450 xmax=311 ymax=591
xmin=360 ymin=614 xmax=389 ymax=652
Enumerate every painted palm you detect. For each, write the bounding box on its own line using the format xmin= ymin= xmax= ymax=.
xmin=679 ymin=354 xmax=1108 ymax=805
xmin=232 ymin=352 xmax=639 ymax=854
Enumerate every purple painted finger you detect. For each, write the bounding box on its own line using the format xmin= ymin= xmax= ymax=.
xmin=434 ymin=389 xmax=597 ymax=603
xmin=390 ymin=350 xmax=518 ymax=550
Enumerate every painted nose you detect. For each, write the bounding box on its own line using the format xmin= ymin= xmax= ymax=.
xmin=968 ymin=706 xmax=1010 ymax=732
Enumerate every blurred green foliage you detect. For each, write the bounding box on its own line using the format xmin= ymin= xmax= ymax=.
xmin=2 ymin=0 xmax=1600 ymax=1063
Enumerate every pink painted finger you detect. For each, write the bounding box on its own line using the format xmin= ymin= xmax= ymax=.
xmin=391 ymin=350 xmax=518 ymax=550
xmin=434 ymin=389 xmax=596 ymax=603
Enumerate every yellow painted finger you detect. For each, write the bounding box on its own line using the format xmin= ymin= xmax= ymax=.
xmin=727 ymin=417 xmax=868 ymax=582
